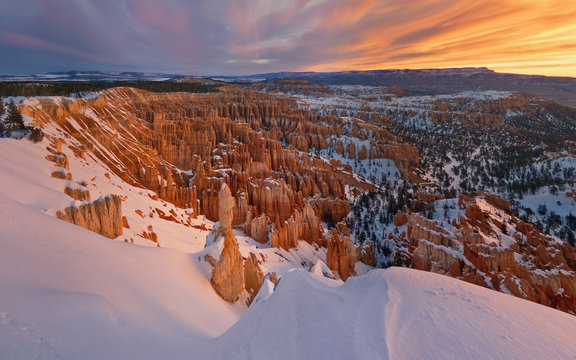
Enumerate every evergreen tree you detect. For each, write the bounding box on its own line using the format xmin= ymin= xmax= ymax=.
xmin=567 ymin=230 xmax=576 ymax=247
xmin=0 ymin=98 xmax=4 ymax=117
xmin=5 ymin=100 xmax=24 ymax=131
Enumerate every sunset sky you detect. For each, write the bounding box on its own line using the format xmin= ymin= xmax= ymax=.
xmin=0 ymin=0 xmax=575 ymax=76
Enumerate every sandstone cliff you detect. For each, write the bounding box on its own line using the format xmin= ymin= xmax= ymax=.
xmin=56 ymin=195 xmax=123 ymax=239
xmin=21 ymin=87 xmax=416 ymax=258
xmin=208 ymin=184 xmax=264 ymax=305
xmin=393 ymin=194 xmax=576 ymax=314
xmin=326 ymin=224 xmax=358 ymax=280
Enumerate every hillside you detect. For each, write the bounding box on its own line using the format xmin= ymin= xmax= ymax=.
xmin=249 ymin=68 xmax=576 ymax=108
xmin=2 ymin=85 xmax=573 ymax=312
xmin=1 ymin=81 xmax=575 ymax=358
xmin=1 ymin=192 xmax=576 ymax=359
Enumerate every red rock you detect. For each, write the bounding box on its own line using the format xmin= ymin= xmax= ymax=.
xmin=394 ymin=211 xmax=409 ymax=226
xmin=56 ymin=195 xmax=123 ymax=239
xmin=244 ymin=253 xmax=264 ymax=305
xmin=357 ymin=240 xmax=377 ymax=267
xmin=326 ymin=225 xmax=357 ymax=280
xmin=64 ymin=185 xmax=90 ymax=201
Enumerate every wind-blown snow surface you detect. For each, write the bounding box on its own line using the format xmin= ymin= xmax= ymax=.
xmin=2 ymin=192 xmax=576 ymax=359
xmin=215 ymin=268 xmax=576 ymax=360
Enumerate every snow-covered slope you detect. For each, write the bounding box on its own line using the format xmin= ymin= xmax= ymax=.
xmin=212 ymin=268 xmax=576 ymax=360
xmin=0 ymin=192 xmax=241 ymax=359
xmin=2 ymin=190 xmax=576 ymax=359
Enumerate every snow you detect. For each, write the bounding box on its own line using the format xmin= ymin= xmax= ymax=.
xmin=0 ymin=193 xmax=242 ymax=359
xmin=3 ymin=93 xmax=100 ymax=107
xmin=518 ymin=187 xmax=576 ymax=218
xmin=0 ymin=138 xmax=72 ymax=211
xmin=295 ymin=88 xmax=517 ymax=130
xmin=202 ymin=268 xmax=576 ymax=359
xmin=317 ymin=135 xmax=401 ymax=184
xmin=3 ymin=192 xmax=576 ymax=360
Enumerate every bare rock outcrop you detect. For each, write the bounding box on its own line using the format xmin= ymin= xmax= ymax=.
xmin=244 ymin=253 xmax=264 ymax=304
xmin=64 ymin=184 xmax=90 ymax=201
xmin=23 ymin=87 xmax=399 ymax=260
xmin=398 ymin=194 xmax=576 ymax=314
xmin=394 ymin=211 xmax=409 ymax=226
xmin=269 ymin=204 xmax=323 ymax=250
xmin=210 ymin=228 xmax=245 ymax=303
xmin=209 ymin=184 xmax=245 ymax=303
xmin=326 ymin=225 xmax=357 ymax=280
xmin=56 ymin=195 xmax=123 ymax=239
xmin=46 ymin=152 xmax=69 ymax=171
xmin=357 ymin=240 xmax=377 ymax=267
xmin=218 ymin=183 xmax=235 ymax=230
xmin=248 ymin=215 xmax=270 ymax=244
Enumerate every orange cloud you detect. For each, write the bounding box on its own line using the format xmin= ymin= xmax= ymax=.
xmin=300 ymin=0 xmax=576 ymax=77
xmin=1 ymin=0 xmax=574 ymax=76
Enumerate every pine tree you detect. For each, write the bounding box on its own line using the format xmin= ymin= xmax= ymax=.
xmin=0 ymin=98 xmax=4 ymax=117
xmin=5 ymin=100 xmax=24 ymax=132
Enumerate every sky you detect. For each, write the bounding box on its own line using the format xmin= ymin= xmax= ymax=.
xmin=0 ymin=0 xmax=575 ymax=77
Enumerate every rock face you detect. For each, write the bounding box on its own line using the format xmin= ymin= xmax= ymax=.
xmin=209 ymin=184 xmax=264 ymax=305
xmin=244 ymin=253 xmax=264 ymax=304
xmin=23 ymin=86 xmax=415 ymax=285
xmin=218 ymin=183 xmax=235 ymax=230
xmin=393 ymin=193 xmax=576 ymax=315
xmin=269 ymin=204 xmax=323 ymax=250
xmin=357 ymin=240 xmax=377 ymax=267
xmin=326 ymin=225 xmax=357 ymax=280
xmin=210 ymin=227 xmax=245 ymax=303
xmin=209 ymin=185 xmax=245 ymax=303
xmin=46 ymin=152 xmax=69 ymax=171
xmin=56 ymin=195 xmax=123 ymax=239
xmin=248 ymin=215 xmax=270 ymax=244
xmin=64 ymin=185 xmax=90 ymax=201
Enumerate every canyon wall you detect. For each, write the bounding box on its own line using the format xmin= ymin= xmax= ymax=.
xmin=23 ymin=87 xmax=416 ymax=278
xmin=393 ymin=194 xmax=576 ymax=314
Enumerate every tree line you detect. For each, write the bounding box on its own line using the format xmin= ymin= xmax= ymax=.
xmin=0 ymin=80 xmax=224 ymax=98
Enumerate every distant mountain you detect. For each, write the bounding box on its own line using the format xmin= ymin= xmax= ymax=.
xmin=0 ymin=70 xmax=181 ymax=82
xmin=3 ymin=68 xmax=575 ymax=108
xmin=230 ymin=67 xmax=576 ymax=108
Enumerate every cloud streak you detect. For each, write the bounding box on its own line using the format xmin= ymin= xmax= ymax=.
xmin=0 ymin=0 xmax=574 ymax=76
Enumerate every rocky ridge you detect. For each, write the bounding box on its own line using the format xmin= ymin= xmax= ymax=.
xmin=21 ymin=87 xmax=391 ymax=277
xmin=390 ymin=193 xmax=576 ymax=314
